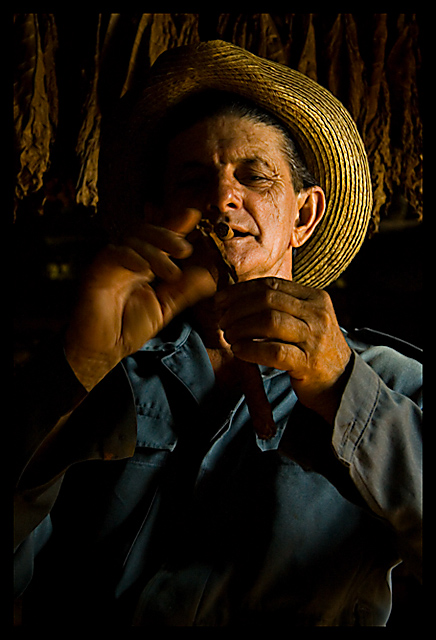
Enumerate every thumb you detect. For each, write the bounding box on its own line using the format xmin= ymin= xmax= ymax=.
xmin=144 ymin=203 xmax=202 ymax=236
xmin=155 ymin=266 xmax=216 ymax=326
xmin=166 ymin=208 xmax=202 ymax=235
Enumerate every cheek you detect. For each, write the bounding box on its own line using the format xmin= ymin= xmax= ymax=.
xmin=253 ymin=191 xmax=296 ymax=241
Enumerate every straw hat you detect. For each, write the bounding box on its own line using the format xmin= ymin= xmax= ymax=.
xmin=99 ymin=40 xmax=373 ymax=289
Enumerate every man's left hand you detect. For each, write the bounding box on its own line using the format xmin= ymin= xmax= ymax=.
xmin=216 ymin=277 xmax=352 ymax=424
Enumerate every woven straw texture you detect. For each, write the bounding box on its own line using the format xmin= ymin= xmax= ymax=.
xmin=99 ymin=40 xmax=373 ymax=289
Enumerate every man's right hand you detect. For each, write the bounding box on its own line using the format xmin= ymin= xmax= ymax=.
xmin=64 ymin=208 xmax=215 ymax=391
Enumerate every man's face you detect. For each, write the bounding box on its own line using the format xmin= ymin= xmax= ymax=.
xmin=162 ymin=115 xmax=302 ymax=282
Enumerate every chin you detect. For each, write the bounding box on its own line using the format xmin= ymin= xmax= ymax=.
xmin=233 ymin=258 xmax=292 ymax=282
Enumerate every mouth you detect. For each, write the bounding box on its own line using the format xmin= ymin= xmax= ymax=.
xmin=231 ymin=228 xmax=252 ymax=238
xmin=201 ymin=219 xmax=258 ymax=241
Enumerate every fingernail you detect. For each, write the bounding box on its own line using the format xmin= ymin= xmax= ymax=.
xmin=177 ymin=236 xmax=192 ymax=251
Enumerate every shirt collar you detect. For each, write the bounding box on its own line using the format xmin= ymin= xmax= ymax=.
xmin=138 ymin=317 xmax=281 ymax=378
xmin=138 ymin=318 xmax=192 ymax=354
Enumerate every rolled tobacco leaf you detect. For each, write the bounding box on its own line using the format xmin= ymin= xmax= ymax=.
xmin=197 ymin=219 xmax=277 ymax=440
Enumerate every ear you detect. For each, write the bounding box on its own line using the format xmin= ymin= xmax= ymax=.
xmin=290 ymin=186 xmax=326 ymax=248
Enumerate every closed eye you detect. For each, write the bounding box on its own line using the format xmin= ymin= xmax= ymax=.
xmin=237 ymin=172 xmax=274 ymax=188
xmin=236 ymin=158 xmax=276 ymax=188
xmin=244 ymin=174 xmax=270 ymax=183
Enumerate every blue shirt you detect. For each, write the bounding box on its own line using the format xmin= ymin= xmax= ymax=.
xmin=14 ymin=320 xmax=422 ymax=627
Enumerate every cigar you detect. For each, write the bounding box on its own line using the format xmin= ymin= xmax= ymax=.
xmin=196 ymin=219 xmax=277 ymax=440
xmin=215 ymin=222 xmax=234 ymax=241
xmin=235 ymin=360 xmax=277 ymax=440
xmin=196 ymin=220 xmax=237 ymax=288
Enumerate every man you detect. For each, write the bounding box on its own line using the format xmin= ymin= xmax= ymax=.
xmin=14 ymin=41 xmax=422 ymax=627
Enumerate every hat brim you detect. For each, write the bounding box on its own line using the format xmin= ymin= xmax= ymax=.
xmin=99 ymin=40 xmax=373 ymax=289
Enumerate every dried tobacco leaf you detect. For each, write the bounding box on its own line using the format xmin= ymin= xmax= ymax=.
xmin=324 ymin=14 xmax=344 ymax=100
xmin=13 ymin=13 xmax=422 ymax=232
xmin=344 ymin=14 xmax=366 ymax=122
xmin=14 ymin=14 xmax=58 ymax=214
xmin=386 ymin=16 xmax=422 ymax=223
xmin=75 ymin=15 xmax=103 ymax=211
xmin=121 ymin=14 xmax=153 ymax=97
xmin=296 ymin=14 xmax=317 ymax=81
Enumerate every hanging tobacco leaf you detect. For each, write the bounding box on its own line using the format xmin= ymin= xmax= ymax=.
xmin=121 ymin=14 xmax=154 ymax=97
xmin=14 ymin=14 xmax=58 ymax=216
xmin=75 ymin=13 xmax=201 ymax=209
xmin=75 ymin=16 xmax=105 ymax=211
xmin=296 ymin=14 xmax=317 ymax=81
xmin=386 ymin=15 xmax=422 ymax=225
xmin=13 ymin=13 xmax=422 ymax=233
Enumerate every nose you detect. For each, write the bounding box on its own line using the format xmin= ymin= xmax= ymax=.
xmin=206 ymin=173 xmax=243 ymax=217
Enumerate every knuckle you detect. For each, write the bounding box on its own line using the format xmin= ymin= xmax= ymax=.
xmin=264 ymin=287 xmax=277 ymax=308
xmin=315 ymin=288 xmax=332 ymax=308
xmin=268 ymin=309 xmax=282 ymax=332
xmin=271 ymin=341 xmax=288 ymax=365
xmin=264 ymin=276 xmax=281 ymax=292
xmin=315 ymin=306 xmax=331 ymax=326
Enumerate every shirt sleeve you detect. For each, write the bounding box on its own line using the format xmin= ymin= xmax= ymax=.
xmin=13 ymin=338 xmax=89 ymax=489
xmin=14 ymin=340 xmax=138 ymax=597
xmin=278 ymin=341 xmax=422 ymax=578
xmin=14 ymin=339 xmax=137 ymax=548
xmin=332 ymin=347 xmax=422 ymax=577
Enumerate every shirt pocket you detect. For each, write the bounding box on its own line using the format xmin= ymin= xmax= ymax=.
xmin=134 ymin=401 xmax=179 ymax=455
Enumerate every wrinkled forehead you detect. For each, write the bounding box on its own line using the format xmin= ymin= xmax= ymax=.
xmin=151 ymin=90 xmax=289 ymax=150
xmin=164 ymin=113 xmax=289 ymax=170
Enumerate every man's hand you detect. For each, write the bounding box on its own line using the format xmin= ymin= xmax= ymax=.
xmin=216 ymin=277 xmax=352 ymax=424
xmin=64 ymin=209 xmax=215 ymax=391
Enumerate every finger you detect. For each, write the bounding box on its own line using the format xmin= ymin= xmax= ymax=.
xmin=222 ymin=309 xmax=309 ymax=346
xmin=216 ymin=277 xmax=315 ymax=309
xmin=92 ymin=244 xmax=154 ymax=280
xmin=215 ymin=280 xmax=308 ymax=325
xmin=218 ymin=282 xmax=308 ymax=332
xmin=124 ymin=236 xmax=183 ymax=282
xmin=127 ymin=225 xmax=193 ymax=259
xmin=155 ymin=266 xmax=216 ymax=326
xmin=165 ymin=208 xmax=202 ymax=235
xmin=144 ymin=203 xmax=202 ymax=236
xmin=232 ymin=338 xmax=307 ymax=374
